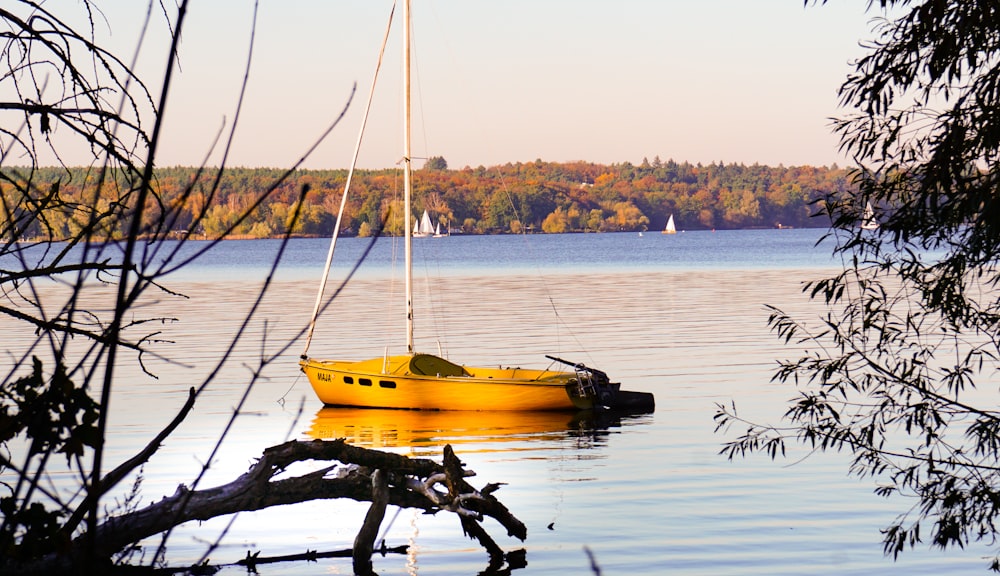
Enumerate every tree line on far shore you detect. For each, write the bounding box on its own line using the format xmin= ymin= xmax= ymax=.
xmin=9 ymin=157 xmax=852 ymax=241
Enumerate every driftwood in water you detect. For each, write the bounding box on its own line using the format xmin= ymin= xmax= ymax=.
xmin=353 ymin=468 xmax=389 ymax=576
xmin=6 ymin=438 xmax=526 ymax=575
xmin=236 ymin=544 xmax=408 ymax=569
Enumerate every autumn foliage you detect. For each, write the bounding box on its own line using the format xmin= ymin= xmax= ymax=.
xmin=7 ymin=158 xmax=850 ymax=241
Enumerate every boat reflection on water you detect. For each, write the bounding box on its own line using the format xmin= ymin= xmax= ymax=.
xmin=306 ymin=407 xmax=644 ymax=456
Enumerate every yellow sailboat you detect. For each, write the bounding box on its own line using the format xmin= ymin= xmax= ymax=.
xmin=299 ymin=1 xmax=653 ymax=413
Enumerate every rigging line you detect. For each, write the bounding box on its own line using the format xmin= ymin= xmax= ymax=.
xmin=302 ymin=1 xmax=397 ymax=358
xmin=413 ymin=0 xmax=584 ymax=361
xmin=412 ymin=206 xmax=450 ymax=353
xmin=276 ymin=372 xmax=302 ymax=406
xmin=416 ymin=236 xmax=449 ymax=357
xmin=384 ymin=174 xmax=404 ymax=354
xmin=492 ymin=166 xmax=592 ymax=363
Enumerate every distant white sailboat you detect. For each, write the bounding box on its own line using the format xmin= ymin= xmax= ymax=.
xmin=861 ymin=201 xmax=879 ymax=230
xmin=413 ymin=209 xmax=434 ymax=237
xmin=662 ymin=214 xmax=677 ymax=234
xmin=433 ymin=221 xmax=445 ymax=237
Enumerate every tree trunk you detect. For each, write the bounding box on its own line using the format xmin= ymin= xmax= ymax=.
xmin=3 ymin=439 xmax=526 ymax=575
xmin=353 ymin=468 xmax=389 ymax=576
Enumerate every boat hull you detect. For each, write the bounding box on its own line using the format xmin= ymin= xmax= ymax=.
xmin=300 ymin=354 xmax=590 ymax=411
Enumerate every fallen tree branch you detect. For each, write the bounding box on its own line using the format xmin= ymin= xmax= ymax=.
xmin=3 ymin=439 xmax=527 ymax=575
xmin=353 ymin=468 xmax=389 ymax=576
xmin=60 ymin=387 xmax=198 ymax=538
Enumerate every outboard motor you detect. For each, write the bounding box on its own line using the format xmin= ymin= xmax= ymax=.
xmin=546 ymin=355 xmax=618 ymax=408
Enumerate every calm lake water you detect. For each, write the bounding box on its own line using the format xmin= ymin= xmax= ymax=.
xmin=2 ymin=229 xmax=991 ymax=574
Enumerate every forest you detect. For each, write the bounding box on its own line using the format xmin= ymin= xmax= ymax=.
xmin=7 ymin=157 xmax=853 ymax=241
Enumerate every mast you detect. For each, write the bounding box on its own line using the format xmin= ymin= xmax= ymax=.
xmin=403 ymin=0 xmax=414 ymax=355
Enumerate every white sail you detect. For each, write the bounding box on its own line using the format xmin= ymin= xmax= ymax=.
xmin=414 ymin=210 xmax=434 ymax=237
xmin=861 ymin=201 xmax=879 ymax=230
xmin=663 ymin=214 xmax=677 ymax=234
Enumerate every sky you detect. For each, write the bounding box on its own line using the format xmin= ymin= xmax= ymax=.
xmin=41 ymin=1 xmax=879 ymax=170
